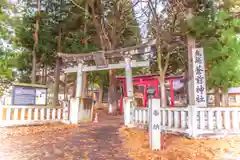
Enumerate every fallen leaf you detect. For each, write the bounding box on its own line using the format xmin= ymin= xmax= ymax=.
xmin=119 ymin=126 xmax=240 ymax=160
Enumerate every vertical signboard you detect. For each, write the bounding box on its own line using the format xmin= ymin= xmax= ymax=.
xmin=35 ymin=88 xmax=47 ymax=105
xmin=192 ymin=48 xmax=207 ymax=107
xmin=149 ymin=98 xmax=161 ymax=150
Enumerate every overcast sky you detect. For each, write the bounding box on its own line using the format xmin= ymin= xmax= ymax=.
xmin=132 ymin=0 xmax=163 ymax=41
xmin=132 ymin=0 xmax=148 ymax=39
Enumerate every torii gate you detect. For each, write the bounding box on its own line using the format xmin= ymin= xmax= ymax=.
xmin=58 ymin=40 xmax=156 ymax=124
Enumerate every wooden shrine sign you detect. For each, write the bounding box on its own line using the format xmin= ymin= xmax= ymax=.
xmin=192 ymin=48 xmax=207 ymax=107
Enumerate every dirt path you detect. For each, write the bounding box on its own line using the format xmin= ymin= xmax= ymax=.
xmin=0 ymin=111 xmax=131 ymax=160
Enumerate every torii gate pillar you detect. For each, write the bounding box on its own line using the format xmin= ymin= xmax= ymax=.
xmin=123 ymin=56 xmax=135 ymax=127
xmin=70 ymin=63 xmax=83 ymax=124
xmin=124 ymin=56 xmax=133 ymax=97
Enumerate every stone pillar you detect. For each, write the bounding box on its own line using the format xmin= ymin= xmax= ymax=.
xmin=188 ymin=105 xmax=197 ymax=138
xmin=69 ymin=98 xmax=79 ymax=124
xmin=124 ymin=56 xmax=133 ymax=97
xmin=70 ymin=63 xmax=83 ymax=124
xmin=64 ymin=73 xmax=68 ymax=101
xmin=123 ymin=55 xmax=134 ymax=126
xmin=149 ymin=98 xmax=161 ymax=150
xmin=62 ymin=100 xmax=70 ymax=124
xmin=76 ymin=63 xmax=83 ymax=98
xmin=124 ymin=97 xmax=133 ymax=127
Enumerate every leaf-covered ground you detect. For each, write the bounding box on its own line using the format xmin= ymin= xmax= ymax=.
xmin=0 ymin=111 xmax=132 ymax=160
xmin=3 ymin=110 xmax=240 ymax=160
xmin=119 ymin=127 xmax=240 ymax=160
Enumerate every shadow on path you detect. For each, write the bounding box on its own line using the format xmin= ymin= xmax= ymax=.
xmin=0 ymin=111 xmax=132 ymax=160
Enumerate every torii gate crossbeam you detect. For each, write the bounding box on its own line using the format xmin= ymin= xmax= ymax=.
xmin=58 ymin=39 xmax=156 ymax=124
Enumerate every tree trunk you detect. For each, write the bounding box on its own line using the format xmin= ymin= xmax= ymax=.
xmin=31 ymin=42 xmax=37 ymax=84
xmin=44 ymin=64 xmax=47 ymax=85
xmin=81 ymin=1 xmax=88 ymax=98
xmin=221 ymin=90 xmax=229 ymax=107
xmin=82 ymin=72 xmax=87 ymax=97
xmin=98 ymin=82 xmax=104 ymax=105
xmin=214 ymin=88 xmax=221 ymax=107
xmin=53 ymin=28 xmax=62 ymax=107
xmin=159 ymin=75 xmax=167 ymax=107
xmin=72 ymin=80 xmax=76 ymax=98
xmin=53 ymin=58 xmax=60 ymax=107
xmin=157 ymin=45 xmax=167 ymax=107
xmin=31 ymin=0 xmax=40 ymax=84
xmin=108 ymin=69 xmax=117 ymax=113
xmin=41 ymin=67 xmax=44 ymax=84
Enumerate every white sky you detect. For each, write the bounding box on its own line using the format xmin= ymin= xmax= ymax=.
xmin=132 ymin=0 xmax=163 ymax=41
xmin=132 ymin=0 xmax=148 ymax=39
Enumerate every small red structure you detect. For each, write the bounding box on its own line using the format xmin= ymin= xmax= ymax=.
xmin=116 ymin=74 xmax=184 ymax=114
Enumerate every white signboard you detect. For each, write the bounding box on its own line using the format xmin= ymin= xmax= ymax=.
xmin=172 ymin=79 xmax=184 ymax=90
xmin=35 ymin=88 xmax=47 ymax=105
xmin=149 ymin=98 xmax=161 ymax=150
xmin=12 ymin=85 xmax=47 ymax=106
xmin=192 ymin=48 xmax=207 ymax=106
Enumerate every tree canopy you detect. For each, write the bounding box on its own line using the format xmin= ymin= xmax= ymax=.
xmin=189 ymin=7 xmax=240 ymax=91
xmin=2 ymin=0 xmax=240 ymax=107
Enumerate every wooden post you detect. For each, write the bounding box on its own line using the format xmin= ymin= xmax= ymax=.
xmin=192 ymin=48 xmax=207 ymax=106
xmin=169 ymin=79 xmax=175 ymax=107
xmin=143 ymin=84 xmax=147 ymax=107
xmin=186 ymin=8 xmax=196 ymax=105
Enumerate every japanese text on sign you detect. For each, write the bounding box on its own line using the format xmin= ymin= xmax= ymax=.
xmin=152 ymin=109 xmax=160 ymax=130
xmin=192 ymin=48 xmax=207 ymax=106
xmin=153 ymin=124 xmax=160 ymax=130
xmin=153 ymin=110 xmax=159 ymax=116
xmin=149 ymin=99 xmax=161 ymax=150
